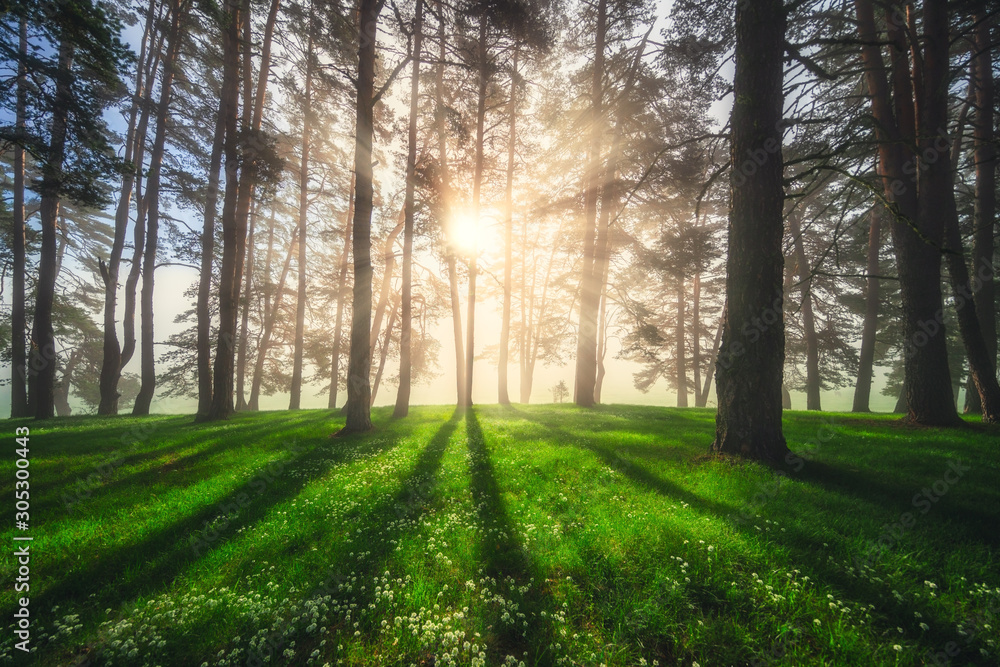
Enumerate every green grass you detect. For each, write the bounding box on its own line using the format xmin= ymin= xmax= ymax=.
xmin=1 ymin=405 xmax=998 ymax=666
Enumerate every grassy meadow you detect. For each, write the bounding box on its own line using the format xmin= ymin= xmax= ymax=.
xmin=1 ymin=405 xmax=998 ymax=666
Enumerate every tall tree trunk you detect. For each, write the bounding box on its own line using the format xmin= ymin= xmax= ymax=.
xmin=675 ymin=278 xmax=687 ymax=407
xmin=698 ymin=318 xmax=723 ymax=407
xmin=498 ymin=47 xmax=518 ymax=406
xmin=691 ymin=272 xmax=702 ymax=407
xmin=433 ymin=0 xmax=465 ymax=407
xmin=134 ymin=0 xmax=184 ymax=415
xmin=518 ymin=214 xmax=530 ymax=403
xmin=196 ymin=96 xmax=226 ymax=417
xmin=594 ymin=284 xmax=609 ymax=402
xmin=290 ymin=29 xmax=315 ymax=411
xmin=590 ymin=27 xmax=649 ymax=405
xmin=340 ymin=0 xmax=382 ymax=433
xmin=98 ymin=0 xmax=157 ymax=416
xmin=789 ymin=211 xmax=821 ymax=410
xmin=208 ymin=0 xmax=281 ymax=420
xmin=29 ymin=39 xmax=74 ymax=420
xmin=371 ymin=296 xmax=400 ymax=407
xmin=573 ymin=0 xmax=607 ymax=408
xmin=329 ymin=173 xmax=354 ymax=409
xmin=853 ymin=206 xmax=882 ymax=412
xmin=10 ymin=18 xmax=28 ymax=418
xmin=965 ymin=4 xmax=997 ymax=414
xmin=711 ymin=0 xmax=788 ymax=460
xmin=236 ymin=202 xmax=260 ymax=410
xmin=394 ymin=0 xmax=423 ymax=418
xmin=54 ymin=350 xmax=82 ymax=417
xmin=923 ymin=0 xmax=1000 ymax=422
xmin=464 ymin=12 xmax=488 ymax=408
xmin=248 ymin=229 xmax=298 ymax=410
xmin=942 ymin=193 xmax=1000 ymax=422
xmin=119 ymin=18 xmax=167 ymax=379
xmin=204 ymin=0 xmax=244 ymax=421
xmin=853 ymin=0 xmax=959 ymax=426
xmin=371 ymin=214 xmax=404 ymax=360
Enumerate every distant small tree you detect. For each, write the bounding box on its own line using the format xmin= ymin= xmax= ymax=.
xmin=551 ymin=380 xmax=569 ymax=403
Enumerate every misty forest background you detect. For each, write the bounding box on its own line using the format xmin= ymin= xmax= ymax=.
xmin=4 ymin=0 xmax=1000 ymax=430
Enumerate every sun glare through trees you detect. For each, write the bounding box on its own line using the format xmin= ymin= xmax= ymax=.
xmin=1 ymin=0 xmax=999 ymax=664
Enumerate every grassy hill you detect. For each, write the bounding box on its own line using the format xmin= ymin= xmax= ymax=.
xmin=1 ymin=405 xmax=998 ymax=666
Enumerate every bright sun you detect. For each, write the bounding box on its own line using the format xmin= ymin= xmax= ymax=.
xmin=448 ymin=208 xmax=480 ymax=256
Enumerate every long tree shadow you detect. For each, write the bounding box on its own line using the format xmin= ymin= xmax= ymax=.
xmin=28 ymin=419 xmax=316 ymax=517
xmin=507 ymin=406 xmax=734 ymax=517
xmin=258 ymin=413 xmax=462 ymax=666
xmin=15 ymin=423 xmax=401 ymax=631
xmin=781 ymin=459 xmax=999 ymax=546
xmin=275 ymin=409 xmax=459 ymax=565
xmin=466 ymin=409 xmax=557 ymax=666
xmin=504 ymin=407 xmax=979 ymax=655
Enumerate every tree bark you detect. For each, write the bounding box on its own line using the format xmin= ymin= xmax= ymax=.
xmin=119 ymin=22 xmax=165 ymax=378
xmin=964 ymin=4 xmax=997 ymax=414
xmin=853 ymin=206 xmax=882 ymax=412
xmin=432 ymin=0 xmax=465 ymax=407
xmin=691 ymin=272 xmax=702 ymax=407
xmin=54 ymin=350 xmax=82 ymax=417
xmin=196 ymin=96 xmax=226 ymax=418
xmin=329 ymin=173 xmax=354 ymax=409
xmin=236 ymin=202 xmax=260 ymax=410
xmin=371 ymin=213 xmax=404 ymax=361
xmin=207 ymin=0 xmax=281 ymax=420
xmin=789 ymin=211 xmax=821 ymax=410
xmin=594 ymin=283 xmax=609 ymax=403
xmin=590 ymin=27 xmax=648 ymax=405
xmin=698 ymin=318 xmax=723 ymax=407
xmin=98 ymin=0 xmax=157 ymax=415
xmin=464 ymin=12 xmax=488 ymax=408
xmin=10 ymin=18 xmax=28 ymax=418
xmin=676 ymin=278 xmax=687 ymax=407
xmin=133 ymin=0 xmax=185 ymax=416
xmin=248 ymin=229 xmax=298 ymax=410
xmin=573 ymin=0 xmax=607 ymax=408
xmin=371 ymin=296 xmax=400 ymax=407
xmin=394 ymin=0 xmax=423 ymax=418
xmin=711 ymin=0 xmax=788 ymax=460
xmin=202 ymin=0 xmax=244 ymax=421
xmin=853 ymin=0 xmax=959 ymax=426
xmin=29 ymin=39 xmax=74 ymax=420
xmin=498 ymin=47 xmax=518 ymax=406
xmin=923 ymin=0 xmax=1000 ymax=422
xmin=340 ymin=0 xmax=382 ymax=434
xmin=290 ymin=28 xmax=315 ymax=411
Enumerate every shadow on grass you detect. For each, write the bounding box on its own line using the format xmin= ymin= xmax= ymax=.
xmin=260 ymin=413 xmax=463 ymax=666
xmin=507 ymin=406 xmax=733 ymax=517
xmin=786 ymin=459 xmax=1000 ymax=546
xmin=277 ymin=409 xmax=459 ymax=566
xmin=25 ymin=412 xmax=336 ymax=518
xmin=466 ymin=409 xmax=557 ymax=666
xmin=505 ymin=406 xmax=985 ymax=656
xmin=15 ymin=420 xmax=399 ymax=635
